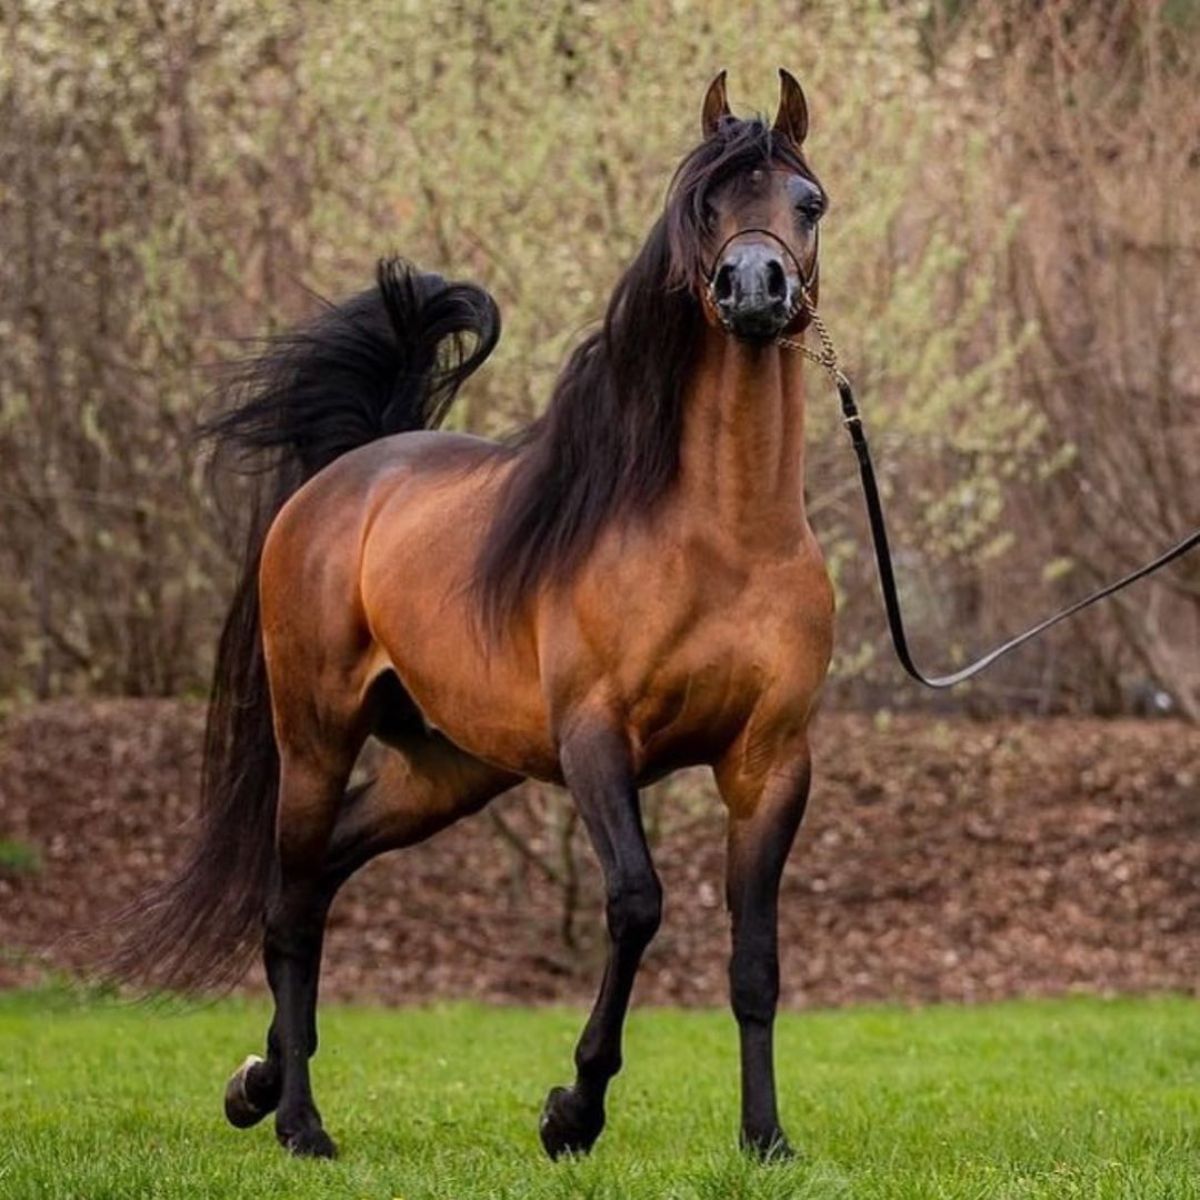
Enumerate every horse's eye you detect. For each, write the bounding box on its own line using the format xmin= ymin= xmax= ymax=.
xmin=789 ymin=176 xmax=826 ymax=222
xmin=796 ymin=197 xmax=825 ymax=223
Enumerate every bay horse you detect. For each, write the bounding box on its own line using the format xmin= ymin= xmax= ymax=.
xmin=118 ymin=69 xmax=831 ymax=1161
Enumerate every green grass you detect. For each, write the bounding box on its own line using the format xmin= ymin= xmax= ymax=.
xmin=0 ymin=989 xmax=1197 ymax=1199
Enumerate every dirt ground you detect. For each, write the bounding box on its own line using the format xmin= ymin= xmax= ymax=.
xmin=1 ymin=700 xmax=1196 ymax=1007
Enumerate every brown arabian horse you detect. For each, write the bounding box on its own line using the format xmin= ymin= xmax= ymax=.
xmin=118 ymin=70 xmax=833 ymax=1161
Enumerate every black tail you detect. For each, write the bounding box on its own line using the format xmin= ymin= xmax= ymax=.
xmin=108 ymin=258 xmax=500 ymax=990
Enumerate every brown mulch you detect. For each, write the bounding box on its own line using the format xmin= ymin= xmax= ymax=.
xmin=0 ymin=699 xmax=1197 ymax=1007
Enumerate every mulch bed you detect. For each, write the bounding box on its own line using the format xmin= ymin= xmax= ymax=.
xmin=1 ymin=700 xmax=1197 ymax=1007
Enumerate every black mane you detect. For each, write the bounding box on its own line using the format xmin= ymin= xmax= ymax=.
xmin=473 ymin=116 xmax=812 ymax=634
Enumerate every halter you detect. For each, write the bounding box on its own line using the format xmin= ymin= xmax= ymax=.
xmin=702 ymin=225 xmax=820 ymax=334
xmin=702 ymin=223 xmax=844 ymax=389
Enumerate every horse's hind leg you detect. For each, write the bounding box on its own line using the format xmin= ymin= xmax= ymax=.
xmin=223 ymin=753 xmax=343 ymax=1143
xmin=224 ymin=725 xmax=517 ymax=1154
xmin=539 ymin=723 xmax=662 ymax=1159
xmin=258 ymin=743 xmax=359 ymax=1158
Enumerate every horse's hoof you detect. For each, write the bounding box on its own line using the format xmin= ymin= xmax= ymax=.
xmin=224 ymin=1055 xmax=276 ymax=1129
xmin=278 ymin=1124 xmax=338 ymax=1159
xmin=539 ymin=1085 xmax=604 ymax=1160
xmin=740 ymin=1125 xmax=797 ymax=1162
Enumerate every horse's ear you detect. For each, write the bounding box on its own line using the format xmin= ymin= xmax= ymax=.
xmin=773 ymin=68 xmax=809 ymax=146
xmin=701 ymin=69 xmax=730 ymax=138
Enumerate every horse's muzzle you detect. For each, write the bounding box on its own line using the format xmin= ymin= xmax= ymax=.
xmin=711 ymin=240 xmax=798 ymax=342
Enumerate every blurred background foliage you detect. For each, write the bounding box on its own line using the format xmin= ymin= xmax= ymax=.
xmin=0 ymin=0 xmax=1196 ymax=716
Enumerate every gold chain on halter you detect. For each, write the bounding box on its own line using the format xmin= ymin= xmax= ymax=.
xmin=777 ymin=282 xmax=849 ymax=390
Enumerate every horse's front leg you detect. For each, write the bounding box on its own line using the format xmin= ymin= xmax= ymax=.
xmin=716 ymin=740 xmax=811 ymax=1159
xmin=539 ymin=724 xmax=662 ymax=1159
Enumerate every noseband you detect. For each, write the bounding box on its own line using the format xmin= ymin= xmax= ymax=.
xmin=702 ymin=225 xmax=820 ymax=332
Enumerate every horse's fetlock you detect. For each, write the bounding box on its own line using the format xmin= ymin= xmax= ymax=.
xmin=577 ymin=1047 xmax=622 ymax=1083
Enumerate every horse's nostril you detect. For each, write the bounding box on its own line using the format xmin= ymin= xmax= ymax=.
xmin=766 ymin=260 xmax=786 ymax=300
xmin=714 ymin=263 xmax=735 ymax=303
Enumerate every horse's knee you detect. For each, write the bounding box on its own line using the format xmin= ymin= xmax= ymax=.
xmin=606 ymin=873 xmax=663 ymax=949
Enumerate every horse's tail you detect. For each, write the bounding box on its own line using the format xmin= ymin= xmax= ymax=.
xmin=108 ymin=258 xmax=500 ymax=991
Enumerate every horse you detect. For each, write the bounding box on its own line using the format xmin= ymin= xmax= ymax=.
xmin=116 ymin=68 xmax=832 ymax=1161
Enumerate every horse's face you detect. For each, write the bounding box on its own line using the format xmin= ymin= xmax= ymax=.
xmin=692 ymin=70 xmax=826 ymax=344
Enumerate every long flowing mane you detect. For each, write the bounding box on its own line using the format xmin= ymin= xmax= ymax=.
xmin=473 ymin=116 xmax=812 ymax=633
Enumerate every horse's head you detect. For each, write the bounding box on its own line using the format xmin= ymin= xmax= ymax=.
xmin=667 ymin=70 xmax=827 ymax=345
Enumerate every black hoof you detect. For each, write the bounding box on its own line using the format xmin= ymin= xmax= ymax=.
xmin=277 ymin=1123 xmax=337 ymax=1159
xmin=539 ymin=1085 xmax=605 ymax=1160
xmin=740 ymin=1126 xmax=796 ymax=1162
xmin=224 ymin=1055 xmax=279 ymax=1129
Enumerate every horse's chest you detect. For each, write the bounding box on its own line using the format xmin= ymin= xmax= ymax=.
xmin=576 ymin=547 xmax=835 ymax=767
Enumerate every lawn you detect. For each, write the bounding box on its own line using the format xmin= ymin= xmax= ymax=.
xmin=0 ymin=989 xmax=1197 ymax=1199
